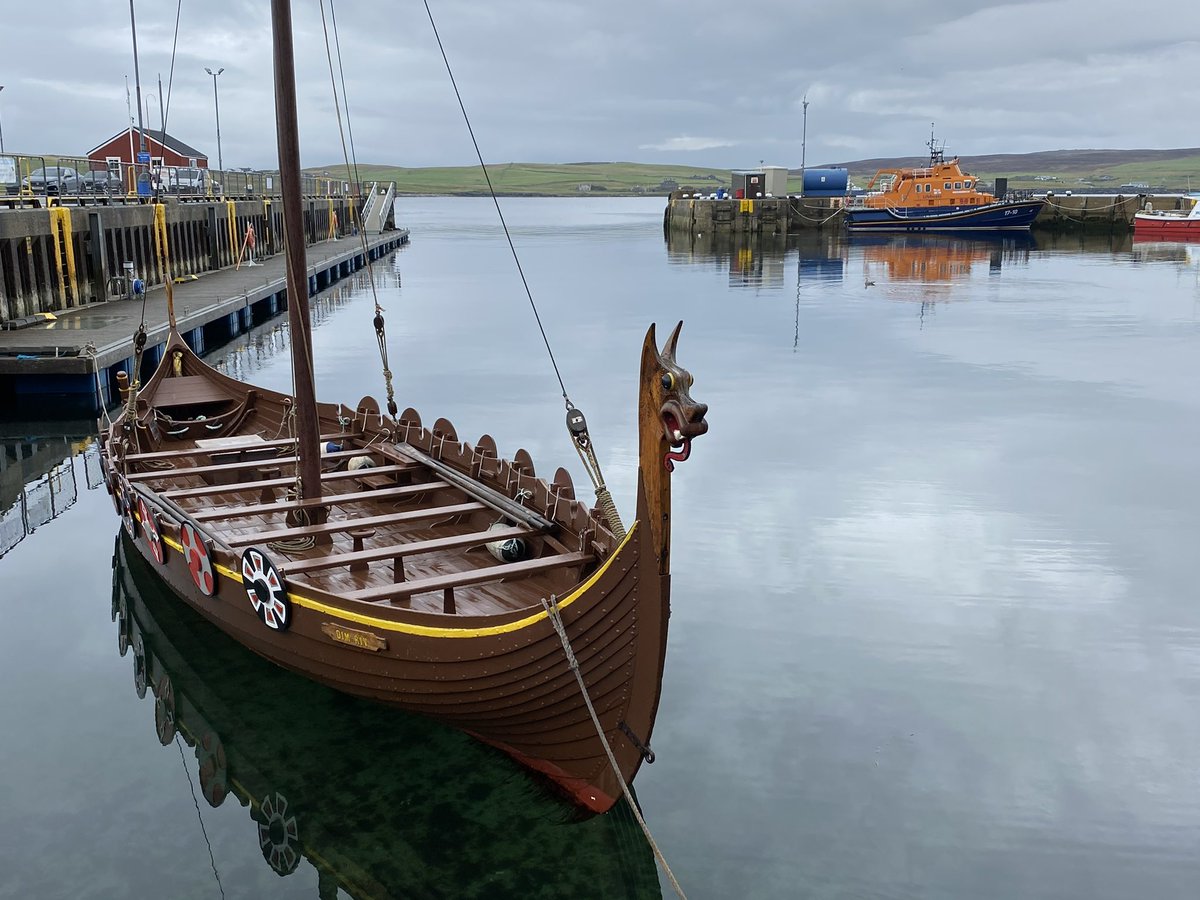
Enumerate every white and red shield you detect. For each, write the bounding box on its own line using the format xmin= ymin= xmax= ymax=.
xmin=121 ymin=481 xmax=138 ymax=540
xmin=137 ymin=497 xmax=164 ymax=564
xmin=242 ymin=547 xmax=290 ymax=631
xmin=181 ymin=522 xmax=216 ymax=596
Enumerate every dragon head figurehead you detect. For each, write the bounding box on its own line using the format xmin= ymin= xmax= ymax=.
xmin=641 ymin=321 xmax=708 ymax=473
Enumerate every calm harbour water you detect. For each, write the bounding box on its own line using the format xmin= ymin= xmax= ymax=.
xmin=2 ymin=198 xmax=1199 ymax=899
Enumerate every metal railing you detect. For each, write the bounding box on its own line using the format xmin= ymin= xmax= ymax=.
xmin=1 ymin=151 xmax=363 ymax=207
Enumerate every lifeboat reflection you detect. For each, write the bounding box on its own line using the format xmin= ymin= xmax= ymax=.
xmin=111 ymin=534 xmax=661 ymax=899
xmin=857 ymin=233 xmax=1035 ymax=294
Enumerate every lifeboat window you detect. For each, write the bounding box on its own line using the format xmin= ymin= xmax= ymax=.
xmin=944 ymin=182 xmax=952 ymax=190
xmin=954 ymin=182 xmax=962 ymax=190
xmin=964 ymin=180 xmax=972 ymax=188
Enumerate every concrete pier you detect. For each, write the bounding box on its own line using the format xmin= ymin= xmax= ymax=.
xmin=0 ymin=195 xmax=362 ymax=322
xmin=663 ymin=193 xmax=1195 ymax=235
xmin=0 ymin=229 xmax=408 ymax=415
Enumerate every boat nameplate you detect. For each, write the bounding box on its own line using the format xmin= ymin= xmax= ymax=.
xmin=321 ymin=622 xmax=388 ymax=652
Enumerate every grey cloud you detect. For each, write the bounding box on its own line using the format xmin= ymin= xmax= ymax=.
xmin=1 ymin=0 xmax=1196 ymax=172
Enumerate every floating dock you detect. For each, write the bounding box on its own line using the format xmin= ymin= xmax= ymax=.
xmin=0 ymin=229 xmax=408 ymax=415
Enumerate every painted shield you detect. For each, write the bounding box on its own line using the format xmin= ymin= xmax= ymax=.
xmin=197 ymin=732 xmax=229 ymax=809
xmin=121 ymin=482 xmax=139 ymax=540
xmin=132 ymin=632 xmax=147 ymax=699
xmin=181 ymin=523 xmax=216 ymax=597
xmin=154 ymin=674 xmax=176 ymax=746
xmin=257 ymin=792 xmax=300 ymax=876
xmin=137 ymin=497 xmax=165 ymax=564
xmin=242 ymin=547 xmax=291 ymax=631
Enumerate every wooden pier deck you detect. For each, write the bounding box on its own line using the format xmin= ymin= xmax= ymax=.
xmin=0 ymin=229 xmax=408 ymax=412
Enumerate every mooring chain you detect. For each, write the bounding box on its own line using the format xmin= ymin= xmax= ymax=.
xmin=540 ymin=594 xmax=686 ymax=899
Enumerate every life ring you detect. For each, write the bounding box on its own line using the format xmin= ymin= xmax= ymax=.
xmin=154 ymin=674 xmax=176 ymax=745
xmin=138 ymin=497 xmax=165 ymax=564
xmin=241 ymin=547 xmax=291 ymax=632
xmin=197 ymin=731 xmax=229 ymax=808
xmin=180 ymin=522 xmax=216 ymax=597
xmin=257 ymin=792 xmax=300 ymax=876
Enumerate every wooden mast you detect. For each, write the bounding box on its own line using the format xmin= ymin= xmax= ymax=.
xmin=271 ymin=0 xmax=322 ymax=502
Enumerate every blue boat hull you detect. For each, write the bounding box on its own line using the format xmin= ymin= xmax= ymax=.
xmin=845 ymin=199 xmax=1045 ymax=232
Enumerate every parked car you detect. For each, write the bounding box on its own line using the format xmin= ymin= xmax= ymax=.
xmin=162 ymin=166 xmax=219 ymax=195
xmin=80 ymin=170 xmax=124 ymax=194
xmin=22 ymin=166 xmax=84 ymax=194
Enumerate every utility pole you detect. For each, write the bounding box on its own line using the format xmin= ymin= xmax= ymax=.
xmin=205 ymin=67 xmax=225 ymax=174
xmin=800 ymin=93 xmax=809 ymax=187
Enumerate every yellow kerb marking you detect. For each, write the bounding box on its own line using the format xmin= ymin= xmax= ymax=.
xmin=162 ymin=521 xmax=636 ymax=638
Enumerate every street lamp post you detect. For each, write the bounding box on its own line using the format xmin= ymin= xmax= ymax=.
xmin=204 ymin=67 xmax=224 ymax=175
xmin=0 ymin=85 xmax=6 ymax=153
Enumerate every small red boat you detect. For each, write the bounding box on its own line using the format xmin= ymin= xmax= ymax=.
xmin=1132 ymin=197 xmax=1200 ymax=242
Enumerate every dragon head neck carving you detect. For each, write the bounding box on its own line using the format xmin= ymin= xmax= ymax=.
xmin=641 ymin=321 xmax=708 ymax=473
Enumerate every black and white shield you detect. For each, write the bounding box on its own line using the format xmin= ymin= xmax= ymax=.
xmin=241 ymin=547 xmax=291 ymax=631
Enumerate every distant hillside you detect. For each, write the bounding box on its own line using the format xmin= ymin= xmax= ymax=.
xmin=327 ymin=162 xmax=729 ymax=196
xmin=311 ymin=150 xmax=1200 ymax=196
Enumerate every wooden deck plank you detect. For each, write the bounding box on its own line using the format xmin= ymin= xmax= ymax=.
xmin=283 ymin=525 xmax=536 ymax=575
xmin=223 ymin=501 xmax=486 ymax=546
xmin=346 ymin=551 xmax=591 ymax=603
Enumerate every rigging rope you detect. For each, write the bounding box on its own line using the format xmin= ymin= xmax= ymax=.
xmin=419 ymin=0 xmax=625 ymax=536
xmin=162 ymin=0 xmax=184 ymax=132
xmin=540 ymin=594 xmax=686 ymax=898
xmin=317 ymin=0 xmax=397 ymax=418
xmin=328 ymin=0 xmax=361 ymax=190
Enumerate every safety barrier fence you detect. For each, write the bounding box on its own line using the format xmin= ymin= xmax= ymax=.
xmin=1 ymin=152 xmax=369 ymax=207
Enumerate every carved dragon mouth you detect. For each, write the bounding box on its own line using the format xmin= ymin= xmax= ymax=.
xmin=661 ymin=404 xmax=708 ymax=472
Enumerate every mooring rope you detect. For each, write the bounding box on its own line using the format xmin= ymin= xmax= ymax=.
xmin=540 ymin=593 xmax=686 ymax=898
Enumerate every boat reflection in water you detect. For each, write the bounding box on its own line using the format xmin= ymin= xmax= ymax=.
xmin=855 ymin=232 xmax=1037 ymax=296
xmin=111 ymin=534 xmax=661 ymax=899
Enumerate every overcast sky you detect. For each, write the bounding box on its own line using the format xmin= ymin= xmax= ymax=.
xmin=3 ymin=0 xmax=1198 ymax=172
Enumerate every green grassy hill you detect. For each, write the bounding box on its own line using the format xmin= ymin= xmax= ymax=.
xmin=332 ymin=162 xmax=728 ymax=196
xmin=311 ymin=150 xmax=1200 ymax=196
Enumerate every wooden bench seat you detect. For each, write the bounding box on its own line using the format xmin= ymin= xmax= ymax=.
xmin=344 ymin=551 xmax=591 ymax=604
xmin=190 ymin=480 xmax=455 ymax=521
xmin=223 ymin=501 xmax=486 ymax=546
xmin=124 ymin=432 xmax=355 ymax=464
xmin=283 ymin=525 xmax=536 ymax=576
xmin=160 ymin=464 xmax=417 ymax=499
xmin=126 ymin=448 xmax=375 ymax=481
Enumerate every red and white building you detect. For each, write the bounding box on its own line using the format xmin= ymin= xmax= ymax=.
xmin=86 ymin=128 xmax=209 ymax=170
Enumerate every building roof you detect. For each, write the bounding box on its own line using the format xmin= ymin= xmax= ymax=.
xmin=87 ymin=127 xmax=208 ymax=161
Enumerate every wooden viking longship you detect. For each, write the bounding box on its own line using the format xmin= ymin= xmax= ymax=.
xmin=99 ymin=0 xmax=707 ymax=814
xmin=112 ymin=535 xmax=662 ymax=896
